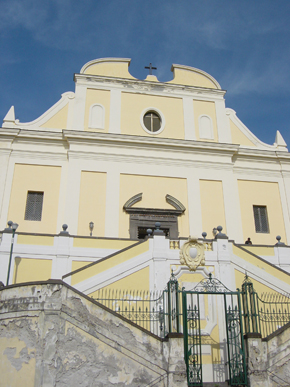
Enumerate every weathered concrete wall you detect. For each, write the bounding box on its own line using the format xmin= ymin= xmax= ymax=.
xmin=246 ymin=323 xmax=290 ymax=387
xmin=0 ymin=281 xmax=187 ymax=387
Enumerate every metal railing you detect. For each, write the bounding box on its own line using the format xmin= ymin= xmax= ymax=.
xmin=241 ymin=275 xmax=290 ymax=338
xmin=93 ymin=272 xmax=183 ymax=338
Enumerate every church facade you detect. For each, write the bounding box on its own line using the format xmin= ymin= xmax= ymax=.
xmin=1 ymin=58 xmax=290 ymax=386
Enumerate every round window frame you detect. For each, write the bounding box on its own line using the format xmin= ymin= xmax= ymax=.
xmin=140 ymin=107 xmax=165 ymax=135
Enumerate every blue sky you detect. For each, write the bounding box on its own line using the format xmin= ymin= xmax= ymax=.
xmin=1 ymin=0 xmax=289 ymax=146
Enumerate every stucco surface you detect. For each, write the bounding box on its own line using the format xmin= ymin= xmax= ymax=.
xmin=0 ymin=282 xmax=187 ymax=387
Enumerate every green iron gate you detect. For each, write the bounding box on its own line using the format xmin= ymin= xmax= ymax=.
xmin=182 ymin=274 xmax=247 ymax=386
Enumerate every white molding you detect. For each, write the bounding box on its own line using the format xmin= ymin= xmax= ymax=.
xmin=226 ymin=108 xmax=284 ymax=151
xmin=13 ymin=92 xmax=74 ymax=130
xmin=140 ymin=107 xmax=166 ymax=135
xmin=74 ymin=74 xmax=226 ymax=100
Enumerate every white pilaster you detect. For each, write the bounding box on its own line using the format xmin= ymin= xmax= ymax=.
xmin=222 ymin=174 xmax=244 ymax=243
xmin=152 ymin=235 xmax=170 ymax=290
xmin=63 ymin=159 xmax=82 ymax=235
xmin=187 ymin=176 xmax=203 ymax=237
xmin=183 ymin=97 xmax=196 ymax=140
xmin=56 ymin=161 xmax=69 ymax=234
xmin=279 ymin=173 xmax=290 ymax=245
xmin=0 ymin=158 xmax=15 ymax=230
xmin=0 ymin=232 xmax=13 ymax=284
xmin=275 ymin=245 xmax=290 ymax=273
xmin=0 ymin=150 xmax=11 ymax=224
xmin=72 ymin=84 xmax=86 ymax=130
xmin=215 ymin=99 xmax=231 ymax=143
xmin=51 ymin=235 xmax=72 ymax=279
xmin=109 ymin=89 xmax=121 ymax=134
xmin=105 ymin=170 xmax=120 ymax=237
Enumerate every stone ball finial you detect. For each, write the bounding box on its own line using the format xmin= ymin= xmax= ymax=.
xmin=62 ymin=224 xmax=68 ymax=232
xmin=202 ymin=232 xmax=207 ymax=239
xmin=275 ymin=235 xmax=285 ymax=246
xmin=147 ymin=228 xmax=153 ymax=236
xmin=155 ymin=222 xmax=161 ymax=230
xmin=215 ymin=225 xmax=228 ymax=240
xmin=7 ymin=220 xmax=13 ymax=228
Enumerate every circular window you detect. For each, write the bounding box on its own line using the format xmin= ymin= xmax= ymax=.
xmin=143 ymin=111 xmax=161 ymax=132
xmin=140 ymin=108 xmax=165 ymax=135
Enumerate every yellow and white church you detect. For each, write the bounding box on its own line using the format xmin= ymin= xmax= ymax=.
xmin=0 ymin=58 xmax=290 ymax=387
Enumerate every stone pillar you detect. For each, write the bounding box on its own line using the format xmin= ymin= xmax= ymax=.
xmin=244 ymin=334 xmax=270 ymax=387
xmin=165 ymin=333 xmax=187 ymax=387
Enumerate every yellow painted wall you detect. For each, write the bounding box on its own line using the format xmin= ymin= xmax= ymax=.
xmin=120 ymin=93 xmax=184 ymax=139
xmin=193 ymin=100 xmax=218 ymax=142
xmin=119 ymin=174 xmax=189 ymax=238
xmin=169 ymin=68 xmax=218 ymax=89
xmin=200 ymin=180 xmax=226 ymax=236
xmin=7 ymin=164 xmax=62 ymax=234
xmin=89 ymin=266 xmax=150 ymax=297
xmin=13 ymin=258 xmax=52 ymax=284
xmin=40 ymin=104 xmax=68 ymax=130
xmin=84 ymin=89 xmax=110 ymax=132
xmin=17 ymin=235 xmax=54 ymax=246
xmin=229 ymin=119 xmax=256 ymax=147
xmin=71 ymin=261 xmax=92 ymax=272
xmin=237 ymin=180 xmax=286 ymax=244
xmin=243 ymin=246 xmax=274 ymax=256
xmin=0 ymin=337 xmax=36 ymax=386
xmin=71 ymin=240 xmax=149 ymax=285
xmin=73 ymin=237 xmax=135 ymax=249
xmin=233 ymin=245 xmax=290 ymax=284
xmin=83 ymin=62 xmax=135 ymax=79
xmin=77 ymin=171 xmax=107 ymax=237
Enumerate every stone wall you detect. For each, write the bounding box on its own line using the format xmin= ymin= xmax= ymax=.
xmin=246 ymin=323 xmax=290 ymax=387
xmin=0 ymin=281 xmax=187 ymax=387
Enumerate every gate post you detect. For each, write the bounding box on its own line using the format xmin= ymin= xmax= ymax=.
xmin=242 ymin=275 xmax=260 ymax=334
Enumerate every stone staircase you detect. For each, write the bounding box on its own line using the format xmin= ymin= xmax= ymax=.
xmin=203 ymin=382 xmax=230 ymax=387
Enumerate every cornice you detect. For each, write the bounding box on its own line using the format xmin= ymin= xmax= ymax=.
xmin=74 ymin=73 xmax=226 ymax=99
xmin=67 ymin=149 xmax=235 ymax=171
xmin=10 ymin=150 xmax=68 ymax=161
xmin=233 ymin=167 xmax=283 ymax=179
xmin=63 ymin=130 xmax=238 ymax=155
xmin=234 ymin=148 xmax=290 ymax=163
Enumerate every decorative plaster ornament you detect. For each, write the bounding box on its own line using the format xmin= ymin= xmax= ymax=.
xmin=180 ymin=236 xmax=205 ymax=271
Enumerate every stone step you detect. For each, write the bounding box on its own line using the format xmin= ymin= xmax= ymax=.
xmin=202 ymin=382 xmax=229 ymax=387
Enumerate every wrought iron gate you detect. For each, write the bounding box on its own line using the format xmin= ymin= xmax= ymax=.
xmin=182 ymin=274 xmax=247 ymax=386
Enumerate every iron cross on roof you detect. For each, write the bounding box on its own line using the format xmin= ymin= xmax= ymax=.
xmin=145 ymin=63 xmax=157 ymax=75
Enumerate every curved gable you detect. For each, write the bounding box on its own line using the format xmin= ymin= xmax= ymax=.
xmin=80 ymin=58 xmax=136 ymax=79
xmin=168 ymin=64 xmax=221 ymax=89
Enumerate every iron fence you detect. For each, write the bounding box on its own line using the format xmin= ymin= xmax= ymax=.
xmin=241 ymin=275 xmax=290 ymax=338
xmin=92 ymin=272 xmax=183 ymax=338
